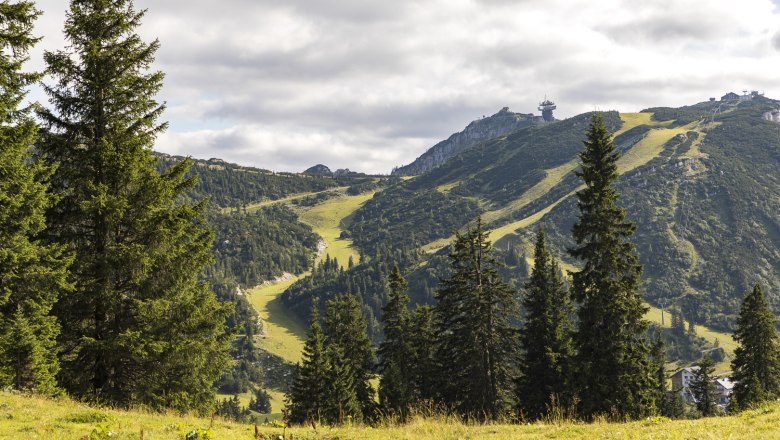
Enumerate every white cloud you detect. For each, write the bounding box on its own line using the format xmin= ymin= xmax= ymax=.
xmin=29 ymin=0 xmax=780 ymax=173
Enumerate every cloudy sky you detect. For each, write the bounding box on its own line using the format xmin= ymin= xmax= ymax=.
xmin=28 ymin=0 xmax=780 ymax=174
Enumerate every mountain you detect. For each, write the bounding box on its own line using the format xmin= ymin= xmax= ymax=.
xmin=391 ymin=106 xmax=542 ymax=176
xmin=170 ymin=95 xmax=779 ymax=363
xmin=280 ymin=96 xmax=779 ymax=337
xmin=303 ymin=164 xmax=333 ymax=176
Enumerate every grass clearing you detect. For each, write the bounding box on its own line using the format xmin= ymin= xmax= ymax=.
xmin=299 ymin=192 xmax=375 ymax=268
xmin=241 ymin=191 xmax=378 ymax=416
xmin=617 ymin=122 xmax=695 ymax=175
xmin=8 ymin=391 xmax=780 ymax=439
xmin=645 ymin=305 xmax=737 ymax=375
xmin=487 ymin=190 xmax=577 ymax=244
xmin=482 ymin=159 xmax=580 ymax=225
xmin=219 ymin=187 xmax=348 ymax=214
xmin=612 ymin=112 xmax=672 ymax=137
xmin=246 ymin=276 xmax=308 ymax=364
xmin=435 ymin=181 xmax=460 ymax=194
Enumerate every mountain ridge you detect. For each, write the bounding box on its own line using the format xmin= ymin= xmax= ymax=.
xmin=392 ymin=106 xmax=543 ymax=176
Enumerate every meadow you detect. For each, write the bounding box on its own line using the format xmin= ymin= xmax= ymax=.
xmin=5 ymin=391 xmax=780 ymax=439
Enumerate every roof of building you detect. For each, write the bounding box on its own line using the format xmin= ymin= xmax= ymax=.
xmin=715 ymin=378 xmax=735 ymax=390
xmin=672 ymin=366 xmax=700 ymax=376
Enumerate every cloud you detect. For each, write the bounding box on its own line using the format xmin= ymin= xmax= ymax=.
xmin=28 ymin=0 xmax=780 ymax=174
xmin=157 ymin=124 xmax=430 ymax=173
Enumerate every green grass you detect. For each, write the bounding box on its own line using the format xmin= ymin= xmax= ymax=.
xmin=6 ymin=391 xmax=780 ymax=439
xmin=435 ymin=181 xmax=460 ymax=194
xmin=218 ymin=187 xmax=348 ymax=214
xmin=483 ymin=159 xmax=580 ymax=225
xmin=0 ymin=392 xmax=253 ymax=439
xmin=244 ymin=191 xmax=379 ymax=365
xmin=616 ymin=122 xmax=695 ymax=175
xmin=298 ymin=192 xmax=375 ymax=268
xmin=246 ymin=276 xmax=307 ymax=365
xmin=644 ymin=305 xmax=737 ymax=375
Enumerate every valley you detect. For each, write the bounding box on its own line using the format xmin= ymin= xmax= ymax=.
xmin=225 ymin=189 xmax=376 ymax=416
xmin=246 ymin=189 xmax=374 ymax=364
xmin=167 ymin=98 xmax=780 ymax=425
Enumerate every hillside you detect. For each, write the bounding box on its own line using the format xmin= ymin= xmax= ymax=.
xmin=5 ymin=391 xmax=780 ymax=439
xmin=341 ymin=97 xmax=779 ymax=336
xmin=151 ymin=96 xmax=778 ymax=420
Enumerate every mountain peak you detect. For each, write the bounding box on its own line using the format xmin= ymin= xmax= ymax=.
xmin=392 ymin=107 xmax=542 ymax=176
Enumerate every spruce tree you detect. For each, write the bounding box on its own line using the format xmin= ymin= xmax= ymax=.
xmin=569 ymin=113 xmax=654 ymax=420
xmin=287 ymin=307 xmax=331 ymax=425
xmin=409 ymin=305 xmax=437 ymax=402
xmin=651 ymin=334 xmax=666 ymax=410
xmin=690 ymin=355 xmax=718 ymax=417
xmin=38 ymin=0 xmax=230 ymax=410
xmin=326 ymin=344 xmax=362 ymax=424
xmin=516 ymin=227 xmax=574 ymax=420
xmin=324 ymin=294 xmax=377 ymax=421
xmin=434 ymin=218 xmax=518 ymax=420
xmin=248 ymin=389 xmax=272 ymax=414
xmin=651 ymin=333 xmax=685 ymax=418
xmin=378 ymin=264 xmax=413 ymax=416
xmin=731 ymin=284 xmax=780 ymax=410
xmin=0 ymin=0 xmax=71 ymax=395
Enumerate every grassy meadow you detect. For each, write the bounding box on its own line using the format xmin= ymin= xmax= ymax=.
xmin=298 ymin=192 xmax=375 ymax=268
xmin=5 ymin=391 xmax=780 ymax=439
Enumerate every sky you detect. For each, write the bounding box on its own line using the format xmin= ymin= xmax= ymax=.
xmin=28 ymin=0 xmax=780 ymax=174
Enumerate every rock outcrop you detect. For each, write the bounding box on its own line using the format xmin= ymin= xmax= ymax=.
xmin=392 ymin=107 xmax=539 ymax=176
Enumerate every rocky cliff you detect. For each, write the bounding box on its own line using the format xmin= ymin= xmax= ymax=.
xmin=392 ymin=107 xmax=540 ymax=176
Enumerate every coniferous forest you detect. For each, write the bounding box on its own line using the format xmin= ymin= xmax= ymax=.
xmin=2 ymin=0 xmax=780 ymax=436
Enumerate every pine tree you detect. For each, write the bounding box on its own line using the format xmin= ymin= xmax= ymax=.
xmin=731 ymin=284 xmax=780 ymax=410
xmin=287 ymin=307 xmax=331 ymax=425
xmin=569 ymin=113 xmax=654 ymax=420
xmin=0 ymin=0 xmax=71 ymax=395
xmin=324 ymin=294 xmax=377 ymax=421
xmin=378 ymin=263 xmax=413 ymax=416
xmin=38 ymin=0 xmax=230 ymax=411
xmin=434 ymin=218 xmax=518 ymax=420
xmin=690 ymin=355 xmax=718 ymax=417
xmin=516 ymin=227 xmax=574 ymax=420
